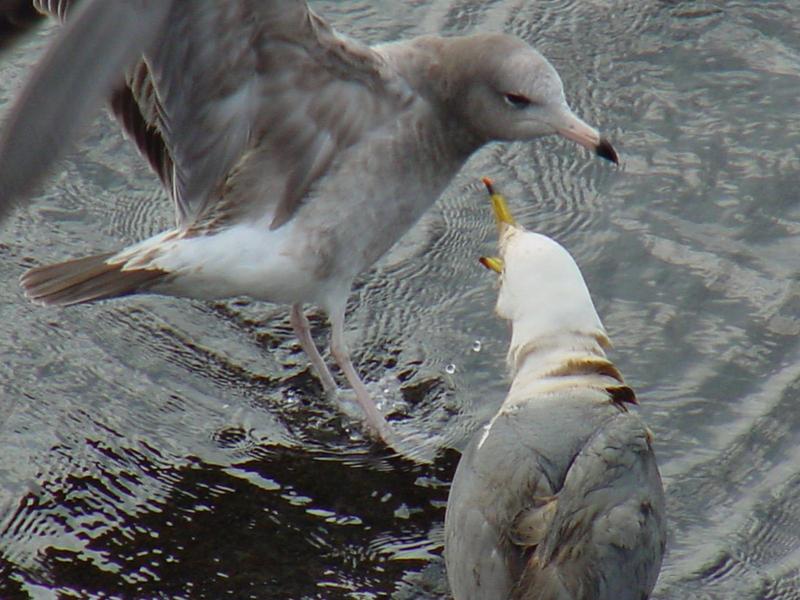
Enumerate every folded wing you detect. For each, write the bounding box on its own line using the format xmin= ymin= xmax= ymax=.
xmin=512 ymin=415 xmax=666 ymax=600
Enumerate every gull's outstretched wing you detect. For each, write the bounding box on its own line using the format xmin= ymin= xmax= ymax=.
xmin=31 ymin=0 xmax=174 ymax=193
xmin=0 ymin=0 xmax=172 ymax=218
xmin=1 ymin=1 xmax=414 ymax=229
xmin=143 ymin=1 xmax=414 ymax=229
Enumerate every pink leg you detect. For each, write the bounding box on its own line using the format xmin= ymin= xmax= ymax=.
xmin=328 ymin=302 xmax=393 ymax=443
xmin=290 ymin=303 xmax=337 ymax=394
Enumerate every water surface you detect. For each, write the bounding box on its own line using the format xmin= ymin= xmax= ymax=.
xmin=1 ymin=1 xmax=799 ymax=598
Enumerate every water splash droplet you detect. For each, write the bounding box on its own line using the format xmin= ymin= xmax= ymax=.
xmin=472 ymin=340 xmax=482 ymax=352
xmin=445 ymin=363 xmax=456 ymax=375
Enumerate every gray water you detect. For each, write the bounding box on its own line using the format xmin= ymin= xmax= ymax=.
xmin=1 ymin=1 xmax=799 ymax=598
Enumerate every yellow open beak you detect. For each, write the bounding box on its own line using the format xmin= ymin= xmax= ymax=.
xmin=481 ymin=177 xmax=516 ymax=230
xmin=479 ymin=256 xmax=504 ymax=273
xmin=479 ymin=177 xmax=516 ymax=274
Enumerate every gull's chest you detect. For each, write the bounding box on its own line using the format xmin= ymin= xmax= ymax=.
xmin=294 ymin=115 xmax=470 ymax=278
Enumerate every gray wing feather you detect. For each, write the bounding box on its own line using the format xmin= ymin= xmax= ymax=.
xmin=109 ymin=64 xmax=174 ymax=193
xmin=141 ymin=0 xmax=413 ymax=228
xmin=514 ymin=415 xmax=666 ymax=600
xmin=30 ymin=1 xmax=174 ymax=193
xmin=1 ymin=0 xmax=413 ymax=230
xmin=0 ymin=0 xmax=172 ymax=218
xmin=445 ymin=422 xmax=556 ymax=600
xmin=444 ymin=435 xmax=520 ymax=600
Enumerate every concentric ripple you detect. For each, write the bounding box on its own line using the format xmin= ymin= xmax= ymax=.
xmin=1 ymin=2 xmax=799 ymax=598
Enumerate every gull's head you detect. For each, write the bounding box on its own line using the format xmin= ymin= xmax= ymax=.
xmin=479 ymin=178 xmax=605 ymax=352
xmin=444 ymin=34 xmax=618 ymax=163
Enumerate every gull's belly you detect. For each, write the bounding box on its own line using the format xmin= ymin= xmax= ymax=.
xmin=149 ymin=221 xmax=330 ymax=305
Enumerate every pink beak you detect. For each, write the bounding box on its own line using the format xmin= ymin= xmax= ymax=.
xmin=553 ymin=107 xmax=618 ymax=164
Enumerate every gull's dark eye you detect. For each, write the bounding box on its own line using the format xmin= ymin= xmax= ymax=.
xmin=503 ymin=93 xmax=531 ymax=109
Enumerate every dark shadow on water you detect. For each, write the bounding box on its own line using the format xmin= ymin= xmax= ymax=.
xmin=0 ymin=441 xmax=460 ymax=599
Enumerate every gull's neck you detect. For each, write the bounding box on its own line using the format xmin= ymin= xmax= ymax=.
xmin=376 ymin=35 xmax=454 ymax=100
xmin=376 ymin=36 xmax=485 ymax=156
xmin=504 ymin=328 xmax=635 ymax=408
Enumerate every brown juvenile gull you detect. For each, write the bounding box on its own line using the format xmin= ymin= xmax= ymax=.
xmin=1 ymin=1 xmax=619 ymax=443
xmin=444 ymin=180 xmax=665 ymax=599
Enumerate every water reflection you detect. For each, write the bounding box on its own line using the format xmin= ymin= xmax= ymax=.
xmin=1 ymin=1 xmax=800 ymax=598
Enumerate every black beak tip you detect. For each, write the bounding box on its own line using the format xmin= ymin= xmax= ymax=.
xmin=596 ymin=138 xmax=619 ymax=165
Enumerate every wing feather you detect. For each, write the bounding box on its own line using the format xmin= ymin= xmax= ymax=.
xmin=1 ymin=0 xmax=414 ymax=229
xmin=143 ymin=0 xmax=413 ymax=227
xmin=512 ymin=415 xmax=666 ymax=600
xmin=0 ymin=0 xmax=172 ymax=218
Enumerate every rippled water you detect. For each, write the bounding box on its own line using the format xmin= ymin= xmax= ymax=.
xmin=1 ymin=1 xmax=799 ymax=598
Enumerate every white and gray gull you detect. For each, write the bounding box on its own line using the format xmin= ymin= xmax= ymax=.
xmin=444 ymin=180 xmax=665 ymax=599
xmin=0 ymin=1 xmax=619 ymax=443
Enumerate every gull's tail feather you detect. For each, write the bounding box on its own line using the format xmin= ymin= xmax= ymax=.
xmin=0 ymin=0 xmax=173 ymax=219
xmin=21 ymin=253 xmax=166 ymax=306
